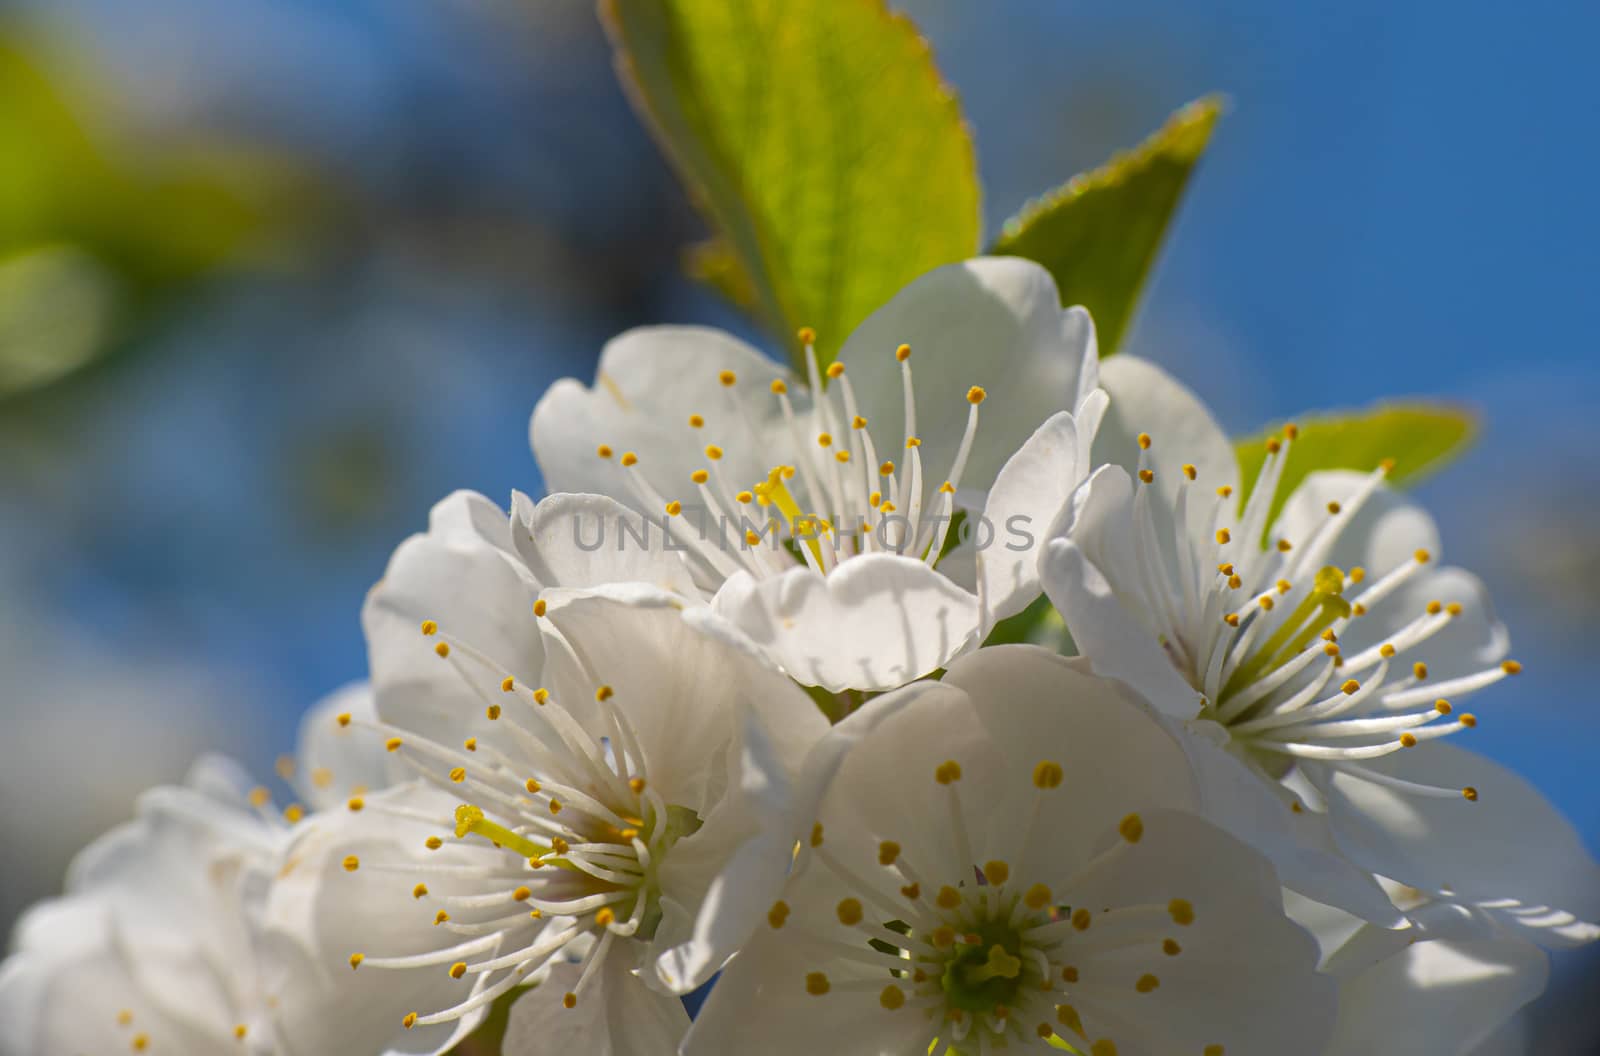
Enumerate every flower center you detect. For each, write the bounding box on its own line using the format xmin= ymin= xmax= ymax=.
xmin=1124 ymin=428 xmax=1520 ymax=801
xmin=341 ymin=618 xmax=701 ymax=1028
xmin=596 ymin=330 xmax=986 ymax=579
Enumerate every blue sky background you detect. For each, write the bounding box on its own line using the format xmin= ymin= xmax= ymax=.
xmin=1 ymin=0 xmax=1594 ymax=1047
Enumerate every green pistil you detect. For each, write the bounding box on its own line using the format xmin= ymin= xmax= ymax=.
xmin=1221 ymin=565 xmax=1351 ymax=704
xmin=940 ymin=920 xmax=1025 ymax=1013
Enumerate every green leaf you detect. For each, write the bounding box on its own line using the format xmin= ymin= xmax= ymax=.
xmin=600 ymin=0 xmax=981 ymax=368
xmin=989 ymin=96 xmax=1221 ymax=356
xmin=1235 ymin=402 xmax=1478 ymax=530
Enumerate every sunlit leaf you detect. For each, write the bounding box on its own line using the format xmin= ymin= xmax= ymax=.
xmin=601 ymin=0 xmax=981 ymax=367
xmin=990 ymin=96 xmax=1221 ymax=356
xmin=1235 ymin=402 xmax=1478 ymax=529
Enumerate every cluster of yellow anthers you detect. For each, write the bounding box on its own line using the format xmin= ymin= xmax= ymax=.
xmin=336 ymin=616 xmax=697 ymax=1031
xmin=1122 ymin=425 xmax=1521 ymax=803
xmin=771 ymin=758 xmax=1222 ymax=1055
xmin=594 ymin=330 xmax=987 ymax=576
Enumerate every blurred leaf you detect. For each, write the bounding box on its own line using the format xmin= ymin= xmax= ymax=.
xmin=684 ymin=237 xmax=758 ymax=309
xmin=0 ymin=37 xmax=289 ymax=398
xmin=990 ymin=96 xmax=1221 ymax=356
xmin=601 ymin=0 xmax=981 ymax=367
xmin=1235 ymin=402 xmax=1478 ymax=530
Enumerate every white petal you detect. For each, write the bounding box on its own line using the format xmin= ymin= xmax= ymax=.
xmin=1040 ymin=535 xmax=1203 ymax=718
xmin=537 ymin=586 xmax=826 ymax=813
xmin=940 ymin=644 xmax=1199 ymax=877
xmin=1179 ymin=727 xmax=1405 ymax=926
xmin=508 ymin=490 xmax=703 ymax=598
xmin=711 ymin=553 xmax=980 ymax=692
xmin=1324 ymin=934 xmax=1548 ymax=1056
xmin=1062 ymin=808 xmax=1336 ymax=1056
xmin=975 ymin=410 xmax=1082 ymax=628
xmin=363 ymin=491 xmax=543 ymax=748
xmin=503 ymin=955 xmax=689 ymax=1056
xmin=1094 ymin=354 xmax=1237 ymax=504
xmin=1320 ymin=742 xmax=1600 ymax=948
xmin=530 ymin=326 xmax=799 ymax=508
xmin=836 ymin=258 xmax=1098 ymax=497
xmin=294 ymin=681 xmax=403 ymax=811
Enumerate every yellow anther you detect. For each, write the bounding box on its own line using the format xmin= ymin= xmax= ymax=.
xmin=1024 ymin=883 xmax=1053 ymax=910
xmin=551 ymin=837 xmax=570 ymax=854
xmin=462 ymin=738 xmax=478 ymax=753
xmin=448 ymin=767 xmax=466 ymax=783
xmin=932 ymin=926 xmax=956 ymax=948
xmin=1327 ymin=501 xmax=1342 ymax=515
xmin=1217 ymin=485 xmax=1234 ymax=498
xmin=895 ymin=343 xmax=912 ymax=361
xmin=937 ymin=886 xmax=962 ymax=909
xmin=341 ymin=854 xmax=360 ymax=873
xmin=283 ymin=804 xmax=305 ymax=823
xmin=425 ymin=836 xmax=443 ymax=850
xmin=770 ymin=378 xmax=788 ymax=395
xmin=1460 ymin=713 xmax=1478 ymax=728
xmin=1071 ymin=908 xmax=1092 ymax=931
xmin=1061 ymin=966 xmax=1079 ymax=983
xmin=248 ymin=786 xmax=270 ymax=808
xmin=967 ymin=385 xmax=987 ymax=405
xmin=1266 ymin=438 xmax=1282 ymax=454
xmin=532 ymin=598 xmax=547 ymax=618
xmin=934 ymin=760 xmax=963 ymax=785
xmin=983 ymin=860 xmax=1010 ymax=886
xmin=347 ymin=796 xmax=365 ymax=812
xmin=691 ymin=469 xmax=709 ymax=484
xmin=810 ymin=822 xmax=824 ymax=847
xmin=1380 ymin=643 xmax=1397 ymax=658
xmin=1400 ymin=733 xmax=1419 ymax=748
xmin=1032 ymin=760 xmax=1064 ymax=789
xmin=1218 ymin=562 xmax=1235 ymax=575
xmin=1224 ymin=614 xmax=1241 ymax=627
xmin=595 ymin=684 xmax=614 ymax=702
xmin=620 ymin=451 xmax=638 ymax=467
xmin=411 ymin=883 xmax=429 ymax=899
xmin=1352 ymin=603 xmax=1368 ymax=616
xmin=1350 ymin=566 xmax=1367 ymax=583
xmin=421 ymin=619 xmax=438 ymax=636
xmin=1415 ymin=548 xmax=1433 ymax=563
xmin=1135 ymin=973 xmax=1160 ymax=993
xmin=735 ymin=489 xmax=753 ymax=504
xmin=868 ymin=491 xmax=882 ymax=508
xmin=1258 ymin=596 xmax=1275 ymax=611
xmin=816 ymin=433 xmax=833 ymax=448
xmin=594 ymin=907 xmax=616 ymax=927
xmin=835 ymin=450 xmax=850 ymax=463
xmin=1277 ymin=538 xmax=1293 ymax=552
xmin=905 ymin=436 xmax=921 ymax=448
xmin=235 ymin=1024 xmax=248 ymax=1040
xmin=938 ymin=480 xmax=954 ymax=493
xmin=445 ymin=961 xmax=468 ymax=980
xmin=1057 ymin=1004 xmax=1085 ymax=1036
xmin=718 ymin=370 xmax=736 ymax=387
xmin=628 ymin=776 xmax=646 ymax=794
xmin=533 ymin=687 xmax=550 ymax=704
xmin=745 ymin=530 xmax=761 ymax=545
xmin=1138 ymin=469 xmax=1154 ymax=484
xmin=1427 ymin=600 xmax=1444 ymax=615
xmin=852 ymin=415 xmax=867 ymax=429
xmin=798 ymin=326 xmax=817 ymax=345
xmin=1037 ymin=1023 xmax=1055 ymax=1039
xmin=836 ymin=898 xmax=863 ymax=926
xmin=132 ymin=1033 xmax=150 ymax=1052
xmin=434 ymin=909 xmax=451 ymax=925
xmin=1119 ymin=813 xmax=1144 ymax=843
xmin=1228 ymin=575 xmax=1242 ymax=589
xmin=349 ymin=952 xmax=364 ymax=969
xmin=1275 ymin=578 xmax=1291 ymax=594
xmin=1216 ymin=528 xmax=1231 ymax=545
xmin=665 ymin=500 xmax=682 ymax=516
xmin=900 ymin=882 xmax=921 ymax=899
xmin=434 ymin=641 xmax=451 ymax=658
xmin=549 ymin=799 xmax=563 ymax=815
xmin=1435 ymin=699 xmax=1453 ymax=715
xmin=1137 ymin=433 xmax=1152 ymax=450
xmin=827 ymin=362 xmax=845 ymax=379
xmin=1168 ymin=898 xmax=1195 ymax=925
xmin=1446 ymin=602 xmax=1464 ymax=616
xmin=1324 ymin=644 xmax=1340 ymax=657
xmin=805 ymin=972 xmax=831 ymax=995
xmin=1341 ymin=679 xmax=1360 ymax=695
xmin=596 ymin=444 xmax=614 ymax=459
xmin=1502 ymin=659 xmax=1523 ymax=675
xmin=524 ymin=778 xmax=542 ymax=795
xmin=878 ymin=460 xmax=895 ymax=476
xmin=1463 ymin=786 xmax=1479 ymax=801
xmin=1091 ymin=1041 xmax=1119 ymax=1056
xmin=562 ymin=993 xmax=577 ymax=1009
xmin=1413 ymin=661 xmax=1429 ymax=681
xmin=880 ymin=984 xmax=906 ymax=1010
xmin=878 ymin=841 xmax=900 ymax=866
xmin=1163 ymin=938 xmax=1182 ymax=956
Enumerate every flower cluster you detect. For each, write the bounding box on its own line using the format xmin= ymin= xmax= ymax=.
xmin=3 ymin=259 xmax=1595 ymax=1056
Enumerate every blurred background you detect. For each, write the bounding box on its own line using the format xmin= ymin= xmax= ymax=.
xmin=0 ymin=0 xmax=1594 ymax=1048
